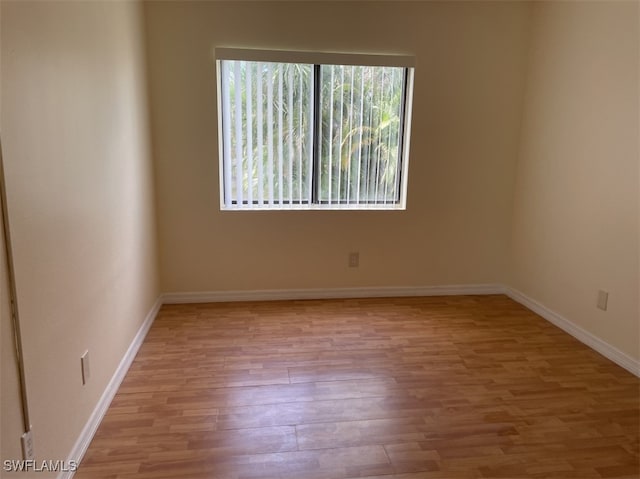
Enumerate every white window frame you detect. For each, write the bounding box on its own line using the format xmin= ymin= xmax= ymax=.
xmin=215 ymin=48 xmax=415 ymax=211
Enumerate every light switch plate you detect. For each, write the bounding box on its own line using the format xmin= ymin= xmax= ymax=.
xmin=21 ymin=429 xmax=34 ymax=460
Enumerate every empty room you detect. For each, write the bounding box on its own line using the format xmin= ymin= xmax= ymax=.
xmin=1 ymin=1 xmax=638 ymax=478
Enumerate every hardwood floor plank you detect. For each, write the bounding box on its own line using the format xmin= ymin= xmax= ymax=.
xmin=296 ymin=417 xmax=431 ymax=450
xmin=216 ymin=396 xmax=434 ymax=430
xmin=184 ymin=425 xmax=297 ymax=455
xmin=383 ymin=442 xmax=441 ymax=473
xmin=114 ymin=445 xmax=393 ymax=479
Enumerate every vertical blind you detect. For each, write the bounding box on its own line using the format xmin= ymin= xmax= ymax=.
xmin=218 ymin=57 xmax=411 ymax=209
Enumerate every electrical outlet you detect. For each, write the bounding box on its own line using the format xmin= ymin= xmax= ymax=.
xmin=21 ymin=429 xmax=34 ymax=460
xmin=348 ymin=252 xmax=359 ymax=268
xmin=597 ymin=290 xmax=609 ymax=311
xmin=81 ymin=350 xmax=90 ymax=385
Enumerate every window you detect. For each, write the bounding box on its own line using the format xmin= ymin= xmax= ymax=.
xmin=216 ymin=48 xmax=414 ymax=210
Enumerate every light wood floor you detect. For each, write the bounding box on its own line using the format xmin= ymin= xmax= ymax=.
xmin=76 ymin=295 xmax=639 ymax=479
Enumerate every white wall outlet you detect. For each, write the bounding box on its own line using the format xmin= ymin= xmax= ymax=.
xmin=81 ymin=350 xmax=90 ymax=385
xmin=597 ymin=290 xmax=609 ymax=311
xmin=348 ymin=252 xmax=359 ymax=268
xmin=21 ymin=429 xmax=34 ymax=460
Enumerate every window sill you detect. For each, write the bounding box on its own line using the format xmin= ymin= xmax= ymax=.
xmin=220 ymin=203 xmax=406 ymax=212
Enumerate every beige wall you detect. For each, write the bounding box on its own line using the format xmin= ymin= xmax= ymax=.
xmin=0 ymin=0 xmax=159 ymax=473
xmin=511 ymin=1 xmax=639 ymax=360
xmin=144 ymin=1 xmax=531 ymax=293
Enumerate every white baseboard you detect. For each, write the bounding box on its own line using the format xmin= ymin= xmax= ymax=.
xmin=162 ymin=283 xmax=506 ymax=304
xmin=59 ymin=296 xmax=163 ymax=479
xmin=506 ymin=287 xmax=640 ymax=377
